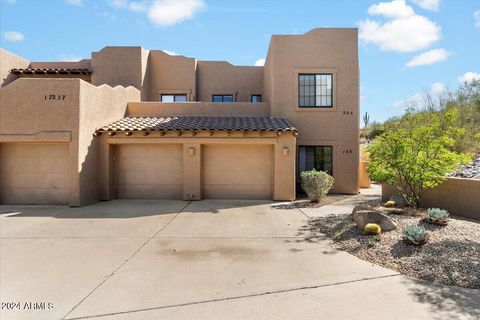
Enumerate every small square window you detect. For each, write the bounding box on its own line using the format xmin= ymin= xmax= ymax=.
xmin=250 ymin=95 xmax=262 ymax=103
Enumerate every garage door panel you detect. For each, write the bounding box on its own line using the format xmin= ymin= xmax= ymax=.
xmin=115 ymin=144 xmax=183 ymax=199
xmin=0 ymin=143 xmax=70 ymax=204
xmin=117 ymin=184 xmax=183 ymax=199
xmin=203 ymin=184 xmax=271 ymax=199
xmin=204 ymin=171 xmax=272 ymax=185
xmin=117 ymin=171 xmax=182 ymax=185
xmin=116 ymin=158 xmax=181 ymax=172
xmin=203 ymin=145 xmax=273 ymax=199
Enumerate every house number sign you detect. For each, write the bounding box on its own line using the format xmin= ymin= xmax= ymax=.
xmin=44 ymin=94 xmax=66 ymax=100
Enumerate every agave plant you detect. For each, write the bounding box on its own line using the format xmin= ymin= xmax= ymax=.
xmin=425 ymin=208 xmax=450 ymax=226
xmin=402 ymin=225 xmax=428 ymax=245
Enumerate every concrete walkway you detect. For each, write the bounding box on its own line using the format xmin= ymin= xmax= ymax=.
xmin=1 ymin=188 xmax=479 ymax=320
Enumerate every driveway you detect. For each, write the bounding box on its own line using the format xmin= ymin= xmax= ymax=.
xmin=1 ymin=194 xmax=479 ymax=320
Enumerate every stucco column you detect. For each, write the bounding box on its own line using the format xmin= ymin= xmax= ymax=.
xmin=273 ymin=133 xmax=296 ymax=201
xmin=183 ymin=143 xmax=202 ymax=200
xmin=98 ymin=136 xmax=115 ymax=200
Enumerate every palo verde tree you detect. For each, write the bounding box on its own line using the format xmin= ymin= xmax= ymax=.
xmin=367 ymin=110 xmax=471 ymax=208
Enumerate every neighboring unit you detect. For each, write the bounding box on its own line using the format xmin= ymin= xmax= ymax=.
xmin=0 ymin=28 xmax=359 ymax=206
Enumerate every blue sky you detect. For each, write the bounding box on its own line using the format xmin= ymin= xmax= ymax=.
xmin=1 ymin=0 xmax=479 ymax=122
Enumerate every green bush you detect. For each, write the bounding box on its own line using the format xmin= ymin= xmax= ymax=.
xmin=300 ymin=169 xmax=334 ymax=203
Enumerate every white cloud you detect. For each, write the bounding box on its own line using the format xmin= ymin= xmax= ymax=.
xmin=393 ymin=82 xmax=446 ymax=108
xmin=3 ymin=31 xmax=24 ymax=42
xmin=475 ymin=10 xmax=480 ymax=28
xmin=359 ymin=0 xmax=441 ymax=53
xmin=58 ymin=54 xmax=82 ymax=62
xmin=458 ymin=72 xmax=480 ymax=84
xmin=65 ymin=0 xmax=82 ymax=6
xmin=368 ymin=0 xmax=415 ymax=18
xmin=254 ymin=58 xmax=265 ymax=66
xmin=162 ymin=50 xmax=179 ymax=55
xmin=148 ymin=0 xmax=205 ymax=26
xmin=411 ymin=0 xmax=440 ymax=12
xmin=405 ymin=48 xmax=449 ymax=67
xmin=430 ymin=82 xmax=446 ymax=94
xmin=128 ymin=1 xmax=147 ymax=12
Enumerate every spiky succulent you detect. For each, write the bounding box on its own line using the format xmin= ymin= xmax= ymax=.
xmin=402 ymin=225 xmax=428 ymax=245
xmin=425 ymin=208 xmax=450 ymax=226
xmin=364 ymin=223 xmax=382 ymax=235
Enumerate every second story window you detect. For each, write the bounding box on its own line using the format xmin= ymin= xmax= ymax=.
xmin=212 ymin=95 xmax=233 ymax=102
xmin=161 ymin=94 xmax=187 ymax=102
xmin=298 ymin=74 xmax=333 ymax=108
xmin=250 ymin=95 xmax=262 ymax=103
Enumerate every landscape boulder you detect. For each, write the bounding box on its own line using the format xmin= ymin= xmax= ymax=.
xmin=352 ymin=209 xmax=398 ymax=231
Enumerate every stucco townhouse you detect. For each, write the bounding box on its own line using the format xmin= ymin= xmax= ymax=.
xmin=0 ymin=28 xmax=359 ymax=206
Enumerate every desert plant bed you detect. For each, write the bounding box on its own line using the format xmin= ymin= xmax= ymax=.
xmin=308 ymin=207 xmax=480 ymax=289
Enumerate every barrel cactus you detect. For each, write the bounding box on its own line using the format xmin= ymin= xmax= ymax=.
xmin=364 ymin=223 xmax=381 ymax=235
xmin=402 ymin=225 xmax=428 ymax=245
xmin=425 ymin=208 xmax=450 ymax=226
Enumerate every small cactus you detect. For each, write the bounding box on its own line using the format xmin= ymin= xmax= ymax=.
xmin=364 ymin=223 xmax=382 ymax=235
xmin=425 ymin=208 xmax=450 ymax=226
xmin=402 ymin=225 xmax=428 ymax=245
xmin=384 ymin=200 xmax=396 ymax=208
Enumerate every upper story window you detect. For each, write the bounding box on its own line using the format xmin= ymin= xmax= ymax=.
xmin=250 ymin=95 xmax=262 ymax=103
xmin=298 ymin=74 xmax=333 ymax=108
xmin=161 ymin=94 xmax=187 ymax=102
xmin=212 ymin=95 xmax=234 ymax=102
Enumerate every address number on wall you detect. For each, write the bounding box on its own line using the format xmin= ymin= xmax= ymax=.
xmin=44 ymin=94 xmax=66 ymax=100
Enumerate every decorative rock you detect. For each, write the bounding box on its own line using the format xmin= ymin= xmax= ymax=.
xmin=352 ymin=210 xmax=398 ymax=231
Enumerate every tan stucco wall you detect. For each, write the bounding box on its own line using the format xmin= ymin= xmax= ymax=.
xmin=196 ymin=61 xmax=263 ymax=102
xmin=91 ymin=46 xmax=148 ymax=92
xmin=144 ymin=50 xmax=196 ymax=101
xmin=382 ymin=178 xmax=480 ymax=221
xmin=0 ymin=78 xmax=140 ymax=206
xmin=265 ymin=28 xmax=359 ymax=194
xmin=0 ymin=48 xmax=30 ymax=87
xmin=127 ymin=101 xmax=270 ymax=117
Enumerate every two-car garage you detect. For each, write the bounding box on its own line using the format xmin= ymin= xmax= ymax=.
xmin=114 ymin=144 xmax=273 ymax=200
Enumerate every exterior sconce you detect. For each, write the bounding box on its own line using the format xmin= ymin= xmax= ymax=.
xmin=188 ymin=147 xmax=195 ymax=156
xmin=282 ymin=147 xmax=289 ymax=156
xmin=125 ymin=131 xmax=132 ymax=136
xmin=142 ymin=131 xmax=150 ymax=136
xmin=108 ymin=132 xmax=116 ymax=136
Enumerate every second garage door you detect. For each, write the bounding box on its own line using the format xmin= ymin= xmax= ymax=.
xmin=0 ymin=143 xmax=70 ymax=204
xmin=115 ymin=144 xmax=183 ymax=199
xmin=203 ymin=145 xmax=273 ymax=199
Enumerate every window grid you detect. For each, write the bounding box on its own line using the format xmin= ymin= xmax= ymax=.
xmin=298 ymin=74 xmax=333 ymax=108
xmin=212 ymin=95 xmax=234 ymax=102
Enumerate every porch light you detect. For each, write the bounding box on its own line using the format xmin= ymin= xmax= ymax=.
xmin=282 ymin=147 xmax=289 ymax=156
xmin=189 ymin=147 xmax=195 ymax=156
xmin=125 ymin=132 xmax=132 ymax=136
xmin=142 ymin=131 xmax=150 ymax=136
xmin=108 ymin=132 xmax=116 ymax=136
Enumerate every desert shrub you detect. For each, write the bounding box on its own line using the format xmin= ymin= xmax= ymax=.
xmin=300 ymin=169 xmax=334 ymax=203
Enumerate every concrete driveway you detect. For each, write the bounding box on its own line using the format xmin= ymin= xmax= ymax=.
xmin=1 ymin=196 xmax=479 ymax=320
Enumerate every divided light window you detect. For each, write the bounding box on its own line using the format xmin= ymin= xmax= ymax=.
xmin=297 ymin=146 xmax=333 ymax=178
xmin=212 ymin=95 xmax=234 ymax=102
xmin=298 ymin=74 xmax=333 ymax=108
xmin=161 ymin=94 xmax=187 ymax=102
xmin=250 ymin=95 xmax=262 ymax=103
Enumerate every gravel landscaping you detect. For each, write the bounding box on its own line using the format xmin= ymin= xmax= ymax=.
xmin=307 ymin=208 xmax=480 ymax=289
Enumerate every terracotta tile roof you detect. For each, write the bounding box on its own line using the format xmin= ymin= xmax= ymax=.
xmin=96 ymin=116 xmax=297 ymax=133
xmin=10 ymin=68 xmax=91 ymax=75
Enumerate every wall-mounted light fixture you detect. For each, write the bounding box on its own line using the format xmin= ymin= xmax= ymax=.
xmin=189 ymin=147 xmax=195 ymax=156
xmin=282 ymin=147 xmax=289 ymax=156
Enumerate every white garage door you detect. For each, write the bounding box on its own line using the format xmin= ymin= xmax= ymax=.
xmin=203 ymin=145 xmax=273 ymax=199
xmin=115 ymin=144 xmax=183 ymax=199
xmin=0 ymin=143 xmax=70 ymax=204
